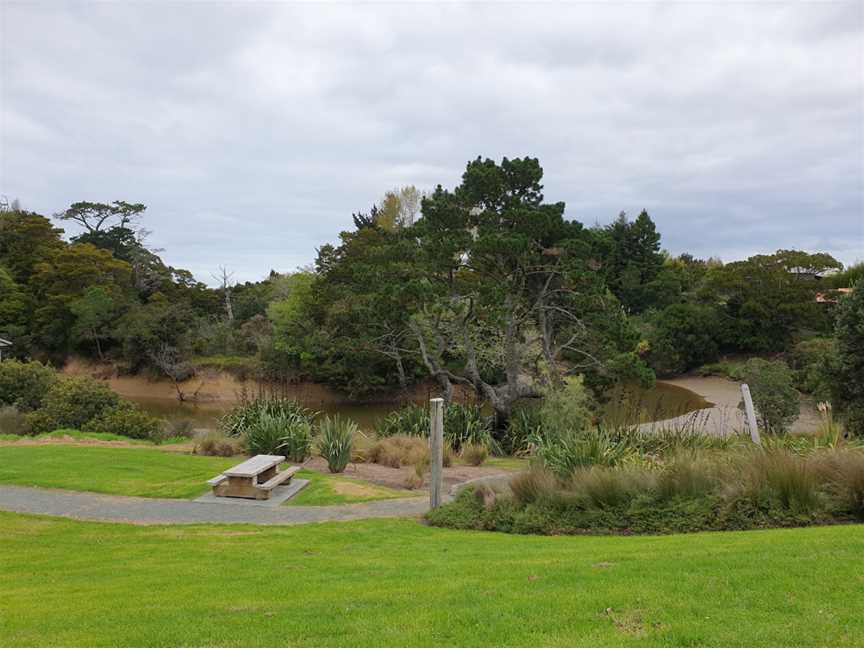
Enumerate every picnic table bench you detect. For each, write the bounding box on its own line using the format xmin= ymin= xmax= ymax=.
xmin=207 ymin=455 xmax=300 ymax=500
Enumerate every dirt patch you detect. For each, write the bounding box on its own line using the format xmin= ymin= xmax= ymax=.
xmin=302 ymin=456 xmax=517 ymax=491
xmin=330 ymin=480 xmax=390 ymax=498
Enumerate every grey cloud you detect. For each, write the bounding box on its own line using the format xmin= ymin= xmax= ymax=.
xmin=1 ymin=2 xmax=861 ymax=283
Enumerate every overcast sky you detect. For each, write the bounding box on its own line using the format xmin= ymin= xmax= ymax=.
xmin=2 ymin=2 xmax=862 ymax=284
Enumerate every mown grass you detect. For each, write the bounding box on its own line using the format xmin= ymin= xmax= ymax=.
xmin=0 ymin=428 xmax=189 ymax=445
xmin=1 ymin=512 xmax=863 ymax=647
xmin=289 ymin=469 xmax=409 ymax=506
xmin=0 ymin=444 xmax=411 ymax=505
xmin=0 ymin=445 xmax=237 ymax=498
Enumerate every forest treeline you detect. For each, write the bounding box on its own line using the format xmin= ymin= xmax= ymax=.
xmin=0 ymin=157 xmax=860 ymax=422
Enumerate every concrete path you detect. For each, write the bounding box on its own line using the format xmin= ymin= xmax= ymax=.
xmin=0 ymin=485 xmax=430 ymax=525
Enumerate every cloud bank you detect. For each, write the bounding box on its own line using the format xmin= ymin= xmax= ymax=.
xmin=2 ymin=2 xmax=862 ymax=282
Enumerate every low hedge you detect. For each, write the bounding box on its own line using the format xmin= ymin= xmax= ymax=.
xmin=427 ymin=448 xmax=864 ymax=535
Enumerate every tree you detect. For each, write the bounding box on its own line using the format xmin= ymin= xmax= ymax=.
xmin=830 ymin=280 xmax=864 ymax=435
xmin=0 ymin=210 xmax=65 ymax=284
xmin=70 ymin=286 xmax=124 ymax=360
xmin=56 ymin=201 xmax=146 ymax=233
xmin=739 ymin=358 xmax=799 ymax=435
xmin=596 ymin=210 xmax=663 ymax=313
xmin=704 ymin=250 xmax=842 ymax=352
xmin=30 ymin=243 xmax=133 ymax=356
xmin=411 ymin=156 xmax=649 ymax=423
xmin=376 ymin=186 xmax=423 ymax=231
xmin=644 ymin=303 xmax=722 ymax=376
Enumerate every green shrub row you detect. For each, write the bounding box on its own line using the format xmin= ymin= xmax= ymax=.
xmin=427 ymin=446 xmax=864 ymax=535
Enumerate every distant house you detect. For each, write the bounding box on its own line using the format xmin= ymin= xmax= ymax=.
xmin=0 ymin=337 xmax=11 ymax=361
xmin=816 ymin=287 xmax=853 ymax=304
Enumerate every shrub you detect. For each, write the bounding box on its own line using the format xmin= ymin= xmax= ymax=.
xmin=317 ymin=414 xmax=356 ymax=473
xmin=25 ymin=376 xmax=120 ymax=434
xmin=502 ymin=404 xmax=541 ymax=456
xmin=645 ymin=303 xmax=722 ymax=376
xmin=163 ymin=418 xmax=196 ymax=439
xmin=461 ymin=443 xmax=488 ymax=466
xmin=82 ymin=401 xmax=161 ymax=440
xmin=403 ymin=471 xmax=424 ymax=490
xmin=368 ymin=435 xmax=429 ymax=468
xmin=538 ymin=377 xmax=594 ymax=438
xmin=830 ymin=280 xmax=864 ymax=436
xmin=535 ymin=429 xmax=633 ymax=479
xmin=0 ymin=360 xmax=56 ymax=411
xmin=377 ymin=402 xmax=494 ymax=451
xmin=376 ymin=406 xmax=428 ymax=438
xmin=194 ymin=430 xmax=245 ymax=457
xmin=0 ymin=405 xmax=26 ymax=435
xmin=221 ymin=398 xmax=314 ymax=461
xmin=444 ymin=404 xmax=494 ymax=451
xmin=739 ymin=358 xmax=799 ymax=435
xmin=428 ymin=446 xmax=864 ymax=535
xmin=787 ymin=338 xmax=836 ymax=400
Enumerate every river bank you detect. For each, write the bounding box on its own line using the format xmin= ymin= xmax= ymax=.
xmin=654 ymin=375 xmax=820 ymax=435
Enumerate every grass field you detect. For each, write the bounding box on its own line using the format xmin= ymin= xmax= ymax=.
xmin=1 ymin=511 xmax=862 ymax=647
xmin=0 ymin=444 xmax=409 ymax=504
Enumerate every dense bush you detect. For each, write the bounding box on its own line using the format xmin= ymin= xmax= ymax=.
xmin=830 ymin=280 xmax=864 ymax=436
xmin=24 ymin=376 xmax=120 ymax=435
xmin=538 ymin=378 xmax=593 ymax=438
xmin=645 ymin=303 xmax=722 ymax=376
xmin=0 ymin=405 xmax=26 ymax=435
xmin=221 ymin=397 xmax=314 ymax=460
xmin=82 ymin=401 xmax=161 ymax=440
xmin=0 ymin=360 xmax=57 ymax=411
xmin=501 ymin=404 xmax=541 ymax=456
xmin=739 ymin=358 xmax=799 ymax=435
xmin=427 ymin=447 xmax=864 ymax=535
xmin=787 ymin=338 xmax=836 ymax=400
xmin=317 ymin=414 xmax=356 ymax=473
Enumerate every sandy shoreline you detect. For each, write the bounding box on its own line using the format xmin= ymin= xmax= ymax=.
xmin=655 ymin=375 xmax=819 ymax=436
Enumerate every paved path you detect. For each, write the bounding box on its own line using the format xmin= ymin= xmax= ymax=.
xmin=0 ymin=485 xmax=430 ymax=525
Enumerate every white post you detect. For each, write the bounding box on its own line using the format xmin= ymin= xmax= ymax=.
xmin=741 ymin=383 xmax=761 ymax=445
xmin=429 ymin=397 xmax=444 ymax=509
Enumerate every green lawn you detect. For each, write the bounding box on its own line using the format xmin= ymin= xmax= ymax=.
xmin=0 ymin=444 xmax=410 ymax=504
xmin=1 ymin=512 xmax=862 ymax=647
xmin=0 ymin=445 xmax=237 ymax=498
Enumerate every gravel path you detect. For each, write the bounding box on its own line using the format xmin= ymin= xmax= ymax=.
xmin=0 ymin=485 xmax=430 ymax=525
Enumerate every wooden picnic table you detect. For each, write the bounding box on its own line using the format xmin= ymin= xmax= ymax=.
xmin=208 ymin=455 xmax=300 ymax=500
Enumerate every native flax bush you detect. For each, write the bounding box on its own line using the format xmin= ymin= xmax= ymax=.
xmin=376 ymin=403 xmax=494 ymax=451
xmin=317 ymin=414 xmax=356 ymax=473
xmin=221 ymin=398 xmax=315 ymax=460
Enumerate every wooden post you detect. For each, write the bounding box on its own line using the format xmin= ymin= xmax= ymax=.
xmin=429 ymin=397 xmax=444 ymax=509
xmin=741 ymin=383 xmax=761 ymax=445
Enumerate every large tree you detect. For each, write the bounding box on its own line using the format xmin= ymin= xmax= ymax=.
xmin=703 ymin=249 xmax=842 ymax=352
xmin=410 ymin=156 xmax=648 ymax=421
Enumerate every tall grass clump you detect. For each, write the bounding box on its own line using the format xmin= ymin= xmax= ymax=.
xmin=317 ymin=414 xmax=357 ymax=473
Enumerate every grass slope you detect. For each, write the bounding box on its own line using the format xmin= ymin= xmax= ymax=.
xmin=0 ymin=445 xmax=236 ymax=498
xmin=1 ymin=512 xmax=862 ymax=647
xmin=0 ymin=444 xmax=411 ymax=504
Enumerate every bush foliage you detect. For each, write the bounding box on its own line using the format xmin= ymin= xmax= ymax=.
xmin=0 ymin=360 xmax=57 ymax=412
xmin=428 ymin=446 xmax=864 ymax=535
xmin=739 ymin=358 xmax=799 ymax=435
xmin=317 ymin=414 xmax=356 ymax=473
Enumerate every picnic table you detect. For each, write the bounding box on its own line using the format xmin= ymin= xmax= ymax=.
xmin=207 ymin=455 xmax=300 ymax=500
